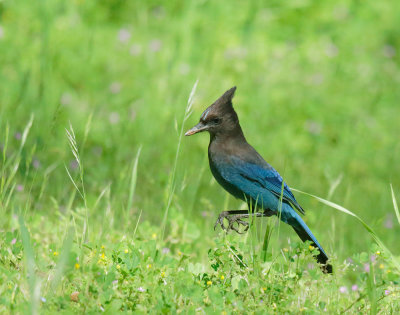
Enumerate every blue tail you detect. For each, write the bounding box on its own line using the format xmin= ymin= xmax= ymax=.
xmin=280 ymin=203 xmax=332 ymax=273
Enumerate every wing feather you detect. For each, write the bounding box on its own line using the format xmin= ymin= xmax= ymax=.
xmin=222 ymin=157 xmax=305 ymax=214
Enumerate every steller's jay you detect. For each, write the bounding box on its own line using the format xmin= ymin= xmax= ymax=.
xmin=185 ymin=87 xmax=332 ymax=273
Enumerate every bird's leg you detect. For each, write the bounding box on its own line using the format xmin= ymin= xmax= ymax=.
xmin=214 ymin=210 xmax=249 ymax=233
xmin=214 ymin=210 xmax=269 ymax=234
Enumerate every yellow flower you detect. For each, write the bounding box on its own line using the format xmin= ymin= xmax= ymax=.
xmin=161 ymin=272 xmax=166 ymax=277
xmin=220 ymin=275 xmax=224 ymax=280
xmin=283 ymin=248 xmax=289 ymax=252
xmin=116 ymin=264 xmax=121 ymax=270
xmin=101 ymin=245 xmax=105 ymax=249
xmin=124 ymin=249 xmax=129 ymax=254
xmin=387 ymin=269 xmax=392 ymax=274
xmin=75 ymin=263 xmax=80 ymax=269
xmin=379 ymin=264 xmax=384 ymax=269
xmin=309 ymin=245 xmax=314 ymax=251
xmin=178 ymin=251 xmax=182 ymax=256
xmin=53 ymin=251 xmax=59 ymax=256
xmin=207 ymin=280 xmax=212 ymax=286
xmin=376 ymin=251 xmax=381 ymax=255
xmin=147 ymin=264 xmax=152 ymax=269
xmin=152 ymin=233 xmax=157 ymax=239
xmin=101 ymin=252 xmax=105 ymax=259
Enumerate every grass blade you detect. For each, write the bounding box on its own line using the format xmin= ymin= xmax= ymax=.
xmin=64 ymin=164 xmax=84 ymax=200
xmin=65 ymin=122 xmax=88 ymax=242
xmin=19 ymin=216 xmax=40 ymax=315
xmin=0 ymin=123 xmax=9 ymax=196
xmin=51 ymin=227 xmax=74 ymax=291
xmin=292 ymin=188 xmax=400 ymax=272
xmin=127 ymin=145 xmax=142 ymax=212
xmin=390 ymin=184 xmax=400 ymax=226
xmin=20 ymin=113 xmax=34 ymax=150
xmin=161 ymin=80 xmax=198 ymax=240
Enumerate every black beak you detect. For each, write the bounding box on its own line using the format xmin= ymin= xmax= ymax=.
xmin=185 ymin=122 xmax=208 ymax=136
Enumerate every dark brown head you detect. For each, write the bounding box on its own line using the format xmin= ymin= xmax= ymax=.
xmin=185 ymin=87 xmax=242 ymax=138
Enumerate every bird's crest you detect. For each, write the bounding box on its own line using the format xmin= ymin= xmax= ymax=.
xmin=201 ymin=86 xmax=237 ymax=122
xmin=212 ymin=86 xmax=236 ymax=109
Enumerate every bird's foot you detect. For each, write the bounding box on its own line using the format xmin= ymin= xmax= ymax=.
xmin=214 ymin=211 xmax=249 ymax=234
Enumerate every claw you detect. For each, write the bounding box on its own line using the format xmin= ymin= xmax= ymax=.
xmin=214 ymin=212 xmax=249 ymax=234
xmin=228 ymin=216 xmax=249 ymax=234
xmin=214 ymin=211 xmax=229 ymax=231
xmin=236 ymin=219 xmax=249 ymax=232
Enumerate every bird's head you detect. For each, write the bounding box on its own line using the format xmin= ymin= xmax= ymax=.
xmin=185 ymin=86 xmax=241 ymax=137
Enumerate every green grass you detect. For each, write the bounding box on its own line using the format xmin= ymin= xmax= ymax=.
xmin=1 ymin=0 xmax=400 ymax=313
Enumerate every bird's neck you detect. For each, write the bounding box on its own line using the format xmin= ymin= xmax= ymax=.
xmin=209 ymin=124 xmax=247 ymax=148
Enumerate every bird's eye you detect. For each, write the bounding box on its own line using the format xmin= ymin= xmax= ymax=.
xmin=211 ymin=118 xmax=221 ymax=124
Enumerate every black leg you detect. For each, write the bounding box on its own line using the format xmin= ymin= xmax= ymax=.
xmin=214 ymin=209 xmax=274 ymax=234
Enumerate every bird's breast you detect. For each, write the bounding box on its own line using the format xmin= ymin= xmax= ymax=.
xmin=208 ymin=150 xmax=246 ymax=201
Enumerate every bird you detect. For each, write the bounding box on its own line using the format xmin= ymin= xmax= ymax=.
xmin=185 ymin=86 xmax=332 ymax=273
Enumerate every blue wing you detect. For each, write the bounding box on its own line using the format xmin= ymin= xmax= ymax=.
xmin=218 ymin=156 xmax=305 ymax=214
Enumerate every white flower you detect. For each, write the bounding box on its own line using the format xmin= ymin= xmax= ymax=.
xmin=32 ymin=159 xmax=41 ymax=169
xmin=109 ymin=82 xmax=121 ymax=94
xmin=118 ymin=28 xmax=131 ymax=43
xmin=339 ymin=286 xmax=348 ymax=294
xmin=60 ymin=93 xmax=72 ymax=106
xmin=325 ymin=43 xmax=338 ymax=57
xmin=109 ymin=112 xmax=120 ymax=124
xmin=149 ymin=39 xmax=162 ymax=52
xmin=382 ymin=45 xmax=396 ymax=58
xmin=162 ymin=247 xmax=170 ymax=254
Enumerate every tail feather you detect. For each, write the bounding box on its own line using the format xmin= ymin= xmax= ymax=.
xmin=292 ymin=224 xmax=333 ymax=274
xmin=281 ymin=205 xmax=332 ymax=274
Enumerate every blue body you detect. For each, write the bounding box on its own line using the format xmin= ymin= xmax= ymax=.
xmin=186 ymin=86 xmax=330 ymax=271
xmin=209 ymin=144 xmax=328 ymax=260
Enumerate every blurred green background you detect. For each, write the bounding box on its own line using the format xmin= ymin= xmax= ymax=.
xmin=1 ymin=0 xmax=400 ymax=260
